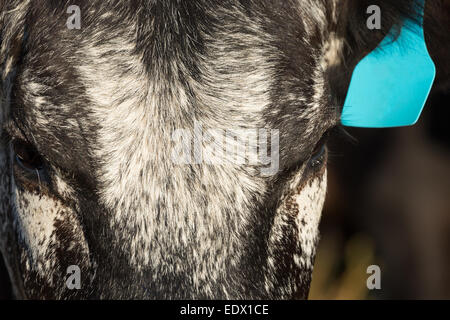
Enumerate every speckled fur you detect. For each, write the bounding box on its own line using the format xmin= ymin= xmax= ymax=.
xmin=0 ymin=0 xmax=427 ymax=299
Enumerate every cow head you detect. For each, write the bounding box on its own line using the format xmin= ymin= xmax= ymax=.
xmin=0 ymin=0 xmax=414 ymax=299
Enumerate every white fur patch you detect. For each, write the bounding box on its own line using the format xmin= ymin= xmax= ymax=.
xmin=264 ymin=164 xmax=328 ymax=298
xmin=13 ymin=189 xmax=58 ymax=279
xmin=293 ymin=169 xmax=327 ymax=269
xmin=321 ymin=32 xmax=344 ymax=69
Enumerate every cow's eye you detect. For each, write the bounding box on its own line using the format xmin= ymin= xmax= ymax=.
xmin=12 ymin=140 xmax=44 ymax=171
xmin=308 ymin=131 xmax=330 ymax=168
xmin=309 ymin=144 xmax=326 ymax=168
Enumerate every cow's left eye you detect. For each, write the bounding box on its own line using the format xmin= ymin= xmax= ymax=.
xmin=12 ymin=140 xmax=44 ymax=171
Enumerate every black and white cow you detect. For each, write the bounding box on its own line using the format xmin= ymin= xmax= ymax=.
xmin=0 ymin=0 xmax=447 ymax=299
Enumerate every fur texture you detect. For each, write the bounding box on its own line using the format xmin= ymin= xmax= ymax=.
xmin=0 ymin=0 xmax=442 ymax=299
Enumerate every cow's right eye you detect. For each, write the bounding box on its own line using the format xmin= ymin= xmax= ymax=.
xmin=12 ymin=140 xmax=44 ymax=172
xmin=308 ymin=130 xmax=331 ymax=169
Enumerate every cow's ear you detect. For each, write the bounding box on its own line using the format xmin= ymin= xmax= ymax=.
xmin=424 ymin=0 xmax=450 ymax=91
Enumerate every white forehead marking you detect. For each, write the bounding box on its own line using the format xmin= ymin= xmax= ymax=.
xmin=77 ymin=20 xmax=276 ymax=294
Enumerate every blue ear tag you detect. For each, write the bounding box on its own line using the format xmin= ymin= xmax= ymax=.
xmin=341 ymin=1 xmax=436 ymax=128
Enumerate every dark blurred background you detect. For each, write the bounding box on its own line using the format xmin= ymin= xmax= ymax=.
xmin=309 ymin=2 xmax=450 ymax=300
xmin=310 ymin=87 xmax=450 ymax=299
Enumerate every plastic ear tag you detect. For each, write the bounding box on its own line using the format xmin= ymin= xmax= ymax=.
xmin=341 ymin=1 xmax=436 ymax=128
